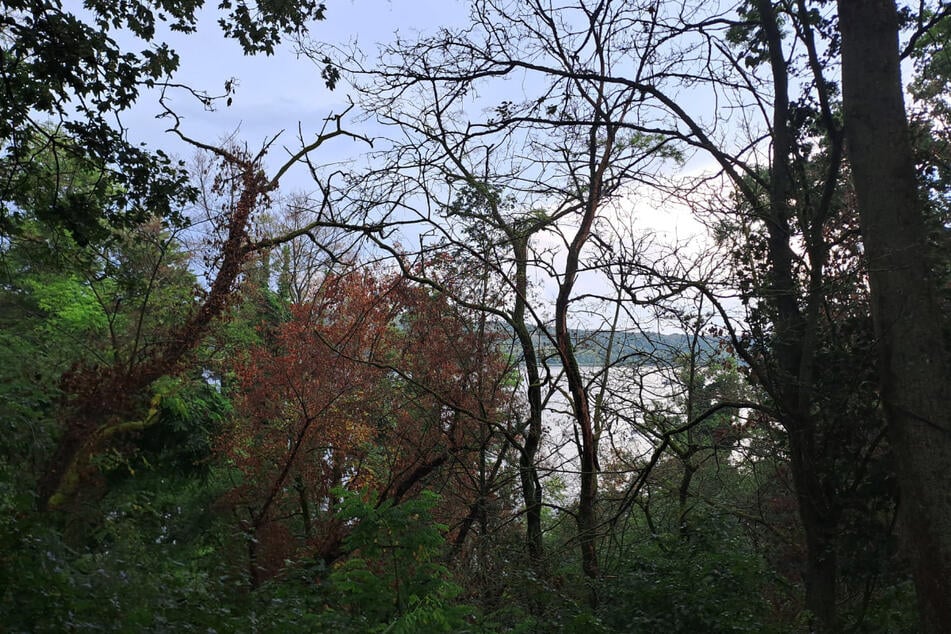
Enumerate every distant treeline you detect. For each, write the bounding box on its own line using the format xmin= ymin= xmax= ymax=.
xmin=488 ymin=322 xmax=720 ymax=367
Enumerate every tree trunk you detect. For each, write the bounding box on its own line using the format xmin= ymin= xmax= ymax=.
xmin=512 ymin=237 xmax=545 ymax=564
xmin=756 ymin=4 xmax=839 ymax=629
xmin=803 ymin=512 xmax=838 ymax=633
xmin=295 ymin=475 xmax=312 ymax=539
xmin=838 ymin=2 xmax=951 ymax=630
xmin=789 ymin=426 xmax=839 ymax=632
xmin=678 ymin=460 xmax=696 ymax=540
xmin=39 ymin=163 xmax=265 ymax=511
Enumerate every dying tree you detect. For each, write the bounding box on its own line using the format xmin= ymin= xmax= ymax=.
xmin=220 ymin=266 xmax=516 ymax=587
xmin=37 ymin=106 xmax=368 ymax=512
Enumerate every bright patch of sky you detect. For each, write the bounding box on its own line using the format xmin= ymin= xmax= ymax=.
xmin=70 ymin=0 xmax=734 ymax=329
xmin=112 ymin=1 xmax=472 ymax=187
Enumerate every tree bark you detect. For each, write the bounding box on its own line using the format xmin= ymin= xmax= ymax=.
xmin=838 ymin=2 xmax=951 ymax=631
xmin=554 ymin=121 xmax=617 ymax=589
xmin=756 ymin=3 xmax=839 ymax=628
xmin=788 ymin=428 xmax=839 ymax=632
xmin=511 ymin=236 xmax=546 ymax=565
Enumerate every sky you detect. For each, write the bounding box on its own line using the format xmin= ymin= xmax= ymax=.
xmin=97 ymin=0 xmax=717 ymax=327
xmin=121 ymin=0 xmax=472 ymax=188
xmin=115 ymin=0 xmax=707 ymax=240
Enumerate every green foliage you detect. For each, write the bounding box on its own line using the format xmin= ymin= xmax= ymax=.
xmin=217 ymin=0 xmax=327 ymax=56
xmin=137 ymin=375 xmax=232 ymax=477
xmin=598 ymin=523 xmax=775 ymax=633
xmin=0 ymin=468 xmax=246 ymax=633
xmin=1 ymin=157 xmax=199 ymax=369
xmin=236 ymin=489 xmax=478 ymax=633
xmin=0 ymin=0 xmax=335 ymax=233
xmin=0 ymin=326 xmax=60 ymax=486
xmin=2 ymin=3 xmax=946 ymax=631
xmin=850 ymin=580 xmax=918 ymax=634
xmin=321 ymin=489 xmax=473 ymax=632
xmin=25 ymin=274 xmax=111 ymax=334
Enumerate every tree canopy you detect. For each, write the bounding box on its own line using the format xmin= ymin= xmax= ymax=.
xmin=2 ymin=1 xmax=949 ymax=632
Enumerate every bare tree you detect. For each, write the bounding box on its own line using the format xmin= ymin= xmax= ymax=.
xmin=359 ymin=1 xmax=903 ymax=628
xmin=304 ymin=0 xmax=690 ymax=592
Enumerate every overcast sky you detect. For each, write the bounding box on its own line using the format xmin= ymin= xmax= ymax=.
xmin=101 ymin=0 xmax=715 ymax=325
xmin=100 ymin=0 xmax=713 ymax=306
xmin=122 ymin=1 xmax=470 ymax=184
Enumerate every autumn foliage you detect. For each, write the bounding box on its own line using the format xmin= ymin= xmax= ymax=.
xmin=217 ymin=267 xmax=515 ymax=583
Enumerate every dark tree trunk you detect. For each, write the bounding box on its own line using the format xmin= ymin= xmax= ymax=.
xmin=554 ymin=120 xmax=616 ymax=590
xmin=756 ymin=2 xmax=840 ymax=629
xmin=677 ymin=460 xmax=696 ymax=539
xmin=803 ymin=510 xmax=839 ymax=632
xmin=788 ymin=424 xmax=839 ymax=632
xmin=838 ymin=2 xmax=951 ymax=630
xmin=512 ymin=236 xmax=545 ymax=565
xmin=295 ymin=475 xmax=312 ymax=539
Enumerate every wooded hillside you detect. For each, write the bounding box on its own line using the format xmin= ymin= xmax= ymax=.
xmin=1 ymin=1 xmax=949 ymax=631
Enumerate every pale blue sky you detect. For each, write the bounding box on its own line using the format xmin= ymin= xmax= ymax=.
xmin=102 ymin=0 xmax=718 ymax=327
xmin=119 ymin=1 xmax=471 ymax=189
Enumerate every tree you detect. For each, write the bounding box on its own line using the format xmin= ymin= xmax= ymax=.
xmin=219 ymin=266 xmax=516 ymax=586
xmin=838 ymin=1 xmax=951 ymax=630
xmin=0 ymin=145 xmax=198 ymax=504
xmin=37 ymin=112 xmax=364 ymax=512
xmin=0 ymin=0 xmax=367 ymax=513
xmin=319 ymin=0 xmax=686 ymax=590
xmin=0 ymin=0 xmax=335 ymax=234
xmin=7 ymin=0 xmax=951 ymax=629
xmin=382 ymin=1 xmax=909 ymax=627
xmin=584 ymin=2 xmax=911 ymax=627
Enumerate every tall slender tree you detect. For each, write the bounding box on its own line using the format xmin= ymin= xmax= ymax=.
xmin=838 ymin=1 xmax=951 ymax=630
